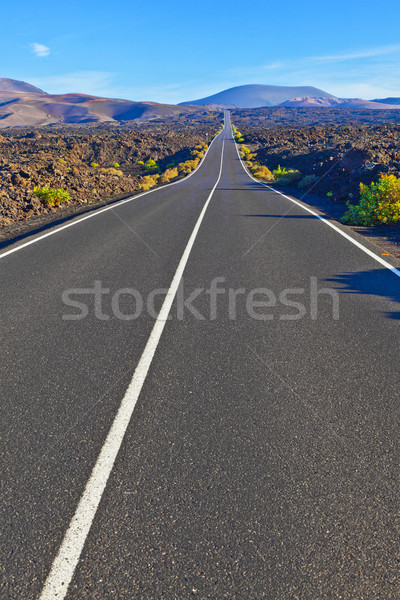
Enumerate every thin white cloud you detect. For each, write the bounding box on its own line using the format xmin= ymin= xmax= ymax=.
xmin=21 ymin=44 xmax=400 ymax=104
xmin=29 ymin=71 xmax=114 ymax=95
xmin=31 ymin=43 xmax=50 ymax=58
xmin=261 ymin=62 xmax=283 ymax=70
xmin=27 ymin=73 xmax=216 ymax=103
xmin=223 ymin=45 xmax=400 ymax=79
xmin=321 ymin=82 xmax=400 ymax=100
xmin=216 ymin=43 xmax=400 ymax=100
xmin=310 ymin=44 xmax=400 ymax=62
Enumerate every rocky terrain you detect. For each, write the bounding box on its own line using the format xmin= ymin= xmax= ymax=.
xmin=232 ymin=106 xmax=400 ymax=127
xmin=232 ymin=110 xmax=400 ymax=257
xmin=0 ymin=113 xmax=222 ymax=240
xmin=235 ymin=120 xmax=400 ymax=200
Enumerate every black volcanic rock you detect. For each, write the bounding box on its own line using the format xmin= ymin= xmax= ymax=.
xmin=0 ymin=114 xmax=221 ymax=230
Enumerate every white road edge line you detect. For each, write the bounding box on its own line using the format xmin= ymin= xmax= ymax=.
xmin=0 ymin=122 xmax=224 ymax=260
xmin=38 ymin=135 xmax=226 ymax=600
xmin=232 ymin=123 xmax=400 ymax=279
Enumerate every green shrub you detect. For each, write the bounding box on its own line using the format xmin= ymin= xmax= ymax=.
xmin=341 ymin=174 xmax=400 ymax=226
xmin=233 ymin=129 xmax=244 ymax=143
xmin=166 ymin=162 xmax=175 ymax=169
xmin=273 ymin=165 xmax=288 ymax=180
xmin=90 ymin=162 xmax=99 ymax=168
xmin=298 ymin=174 xmax=319 ymax=189
xmin=273 ymin=166 xmax=301 ymax=184
xmin=144 ymin=159 xmax=160 ymax=174
xmin=59 ymin=159 xmax=67 ymax=164
xmin=34 ymin=186 xmax=71 ymax=207
xmin=113 ymin=162 xmax=120 ymax=168
xmin=280 ymin=170 xmax=302 ymax=184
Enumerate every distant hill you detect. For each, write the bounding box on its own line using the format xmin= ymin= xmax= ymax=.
xmin=0 ymin=78 xmax=46 ymax=95
xmin=1 ymin=78 xmax=398 ymax=129
xmin=279 ymin=96 xmax=400 ymax=110
xmin=179 ymin=84 xmax=336 ymax=108
xmin=279 ymin=97 xmax=343 ymax=108
xmin=0 ymin=79 xmax=211 ymax=128
xmin=372 ymin=97 xmax=400 ymax=105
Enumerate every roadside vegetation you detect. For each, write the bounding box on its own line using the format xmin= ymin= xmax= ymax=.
xmin=231 ymin=114 xmax=400 ymax=237
xmin=232 ymin=124 xmax=244 ymax=144
xmin=237 ymin=136 xmax=302 ymax=185
xmin=33 ymin=186 xmax=71 ymax=207
xmin=341 ymin=174 xmax=400 ymax=225
xmin=0 ymin=113 xmax=223 ymax=231
xmin=235 ymin=125 xmax=302 ymax=185
xmin=138 ymin=141 xmax=209 ymax=191
xmin=233 ymin=123 xmax=400 ymax=228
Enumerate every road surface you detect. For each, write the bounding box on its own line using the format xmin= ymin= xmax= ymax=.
xmin=1 ymin=112 xmax=400 ymax=599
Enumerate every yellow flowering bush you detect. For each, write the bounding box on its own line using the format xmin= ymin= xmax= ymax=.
xmin=232 ymin=125 xmax=244 ymax=143
xmin=178 ymin=159 xmax=199 ymax=174
xmin=191 ymin=142 xmax=208 ymax=160
xmin=341 ymin=174 xmax=400 ymax=226
xmin=160 ymin=167 xmax=178 ymax=183
xmin=98 ymin=167 xmax=123 ymax=176
xmin=251 ymin=165 xmax=274 ymax=181
xmin=138 ymin=174 xmax=159 ymax=191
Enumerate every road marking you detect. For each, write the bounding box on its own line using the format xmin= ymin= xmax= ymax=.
xmin=232 ymin=127 xmax=400 ymax=279
xmin=38 ymin=136 xmax=226 ymax=600
xmin=0 ymin=125 xmax=224 ymax=260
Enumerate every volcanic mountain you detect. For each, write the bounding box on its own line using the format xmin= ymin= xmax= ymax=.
xmin=372 ymin=97 xmax=400 ymax=106
xmin=279 ymin=96 xmax=400 ymax=109
xmin=0 ymin=78 xmax=210 ymax=128
xmin=0 ymin=78 xmax=46 ymax=95
xmin=179 ymin=84 xmax=336 ymax=108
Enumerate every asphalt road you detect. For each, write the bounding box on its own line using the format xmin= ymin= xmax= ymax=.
xmin=1 ymin=112 xmax=400 ymax=599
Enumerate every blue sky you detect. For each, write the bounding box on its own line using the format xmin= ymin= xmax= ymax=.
xmin=2 ymin=0 xmax=400 ymax=103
